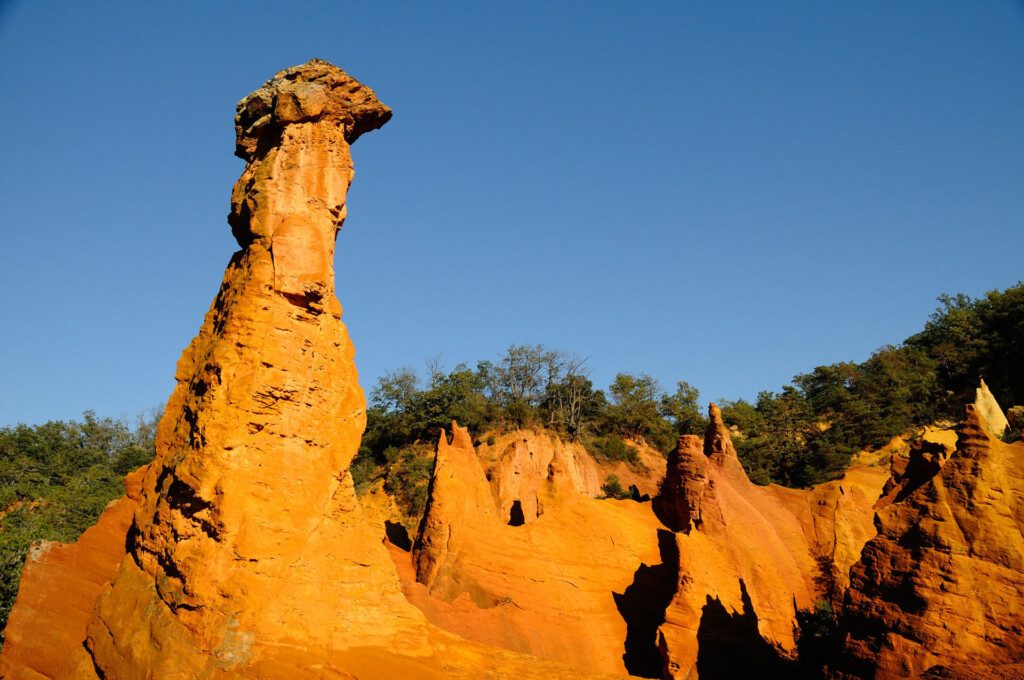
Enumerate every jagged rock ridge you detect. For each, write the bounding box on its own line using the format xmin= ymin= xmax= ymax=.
xmin=654 ymin=405 xmax=888 ymax=679
xmin=838 ymin=401 xmax=1024 ymax=678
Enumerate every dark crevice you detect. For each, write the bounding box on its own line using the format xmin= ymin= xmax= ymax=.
xmin=508 ymin=500 xmax=525 ymax=527
xmin=280 ymin=290 xmax=324 ymax=313
xmin=385 ymin=520 xmax=412 ymax=551
xmin=167 ymin=478 xmax=221 ymax=540
xmin=629 ymin=484 xmax=650 ymax=502
xmin=86 ymin=640 xmax=107 ymax=679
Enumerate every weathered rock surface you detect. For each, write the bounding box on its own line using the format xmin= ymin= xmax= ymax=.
xmin=472 ymin=430 xmax=665 ymax=518
xmin=406 ymin=423 xmax=670 ymax=676
xmin=1008 ymin=405 xmax=1024 ymax=430
xmin=838 ymin=404 xmax=1024 ymax=678
xmin=78 ymin=59 xmax=433 ymax=678
xmin=655 ymin=405 xmax=888 ymax=679
xmin=602 ymin=439 xmax=668 ymax=499
xmin=0 ymin=60 xmax=619 ymax=680
xmin=475 ymin=429 xmax=601 ymax=524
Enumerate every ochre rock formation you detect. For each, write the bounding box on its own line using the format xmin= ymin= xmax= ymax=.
xmin=601 ymin=439 xmax=668 ymax=499
xmin=414 ymin=424 xmax=500 ymax=589
xmin=652 ymin=434 xmax=707 ymax=533
xmin=975 ymin=378 xmax=1010 ymax=437
xmin=404 ymin=423 xmax=670 ymax=676
xmin=6 ymin=56 xmax=1020 ymax=680
xmin=838 ymin=404 xmax=1024 ymax=678
xmin=0 ymin=60 xmax=621 ymax=680
xmin=475 ymin=429 xmax=601 ymax=524
xmin=472 ymin=430 xmax=665 ymax=518
xmin=79 ymin=59 xmax=433 ymax=678
xmin=655 ymin=405 xmax=888 ymax=679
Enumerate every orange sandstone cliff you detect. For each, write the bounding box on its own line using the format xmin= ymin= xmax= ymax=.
xmin=404 ymin=423 xmax=669 ymax=676
xmin=0 ymin=469 xmax=145 ymax=678
xmin=0 ymin=60 xmax=622 ymax=680
xmin=654 ymin=405 xmax=888 ymax=679
xmin=3 ymin=57 xmax=1021 ymax=680
xmin=388 ymin=411 xmax=886 ymax=679
xmin=837 ymin=404 xmax=1024 ymax=679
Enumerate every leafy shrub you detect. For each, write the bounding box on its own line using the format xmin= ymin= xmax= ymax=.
xmin=600 ymin=474 xmax=632 ymax=500
xmin=381 ymin=444 xmax=435 ymax=521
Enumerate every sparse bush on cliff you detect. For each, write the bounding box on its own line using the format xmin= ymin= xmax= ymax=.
xmin=358 ymin=283 xmax=1024 ymax=491
xmin=358 ymin=347 xmax=705 ymax=476
xmin=0 ymin=410 xmax=159 ymax=640
xmin=600 ymin=474 xmax=632 ymax=500
xmin=601 ymin=373 xmax=677 ymax=451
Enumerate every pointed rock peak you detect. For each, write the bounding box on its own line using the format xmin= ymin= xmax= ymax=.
xmin=958 ymin=403 xmax=995 ymax=450
xmin=703 ymin=403 xmax=752 ymax=483
xmin=447 ymin=420 xmax=475 ymax=451
xmin=235 ymin=58 xmax=392 ymax=159
xmin=705 ymin=403 xmax=738 ymax=460
xmin=974 ymin=379 xmax=1009 ymax=437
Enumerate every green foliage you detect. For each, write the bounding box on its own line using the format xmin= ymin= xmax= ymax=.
xmin=907 ymin=285 xmax=1024 ymax=410
xmin=603 ymin=373 xmax=677 ymax=451
xmin=380 ymin=444 xmax=435 ymax=522
xmin=586 ymin=435 xmax=640 ymax=465
xmin=794 ymin=598 xmax=839 ymax=677
xmin=660 ymin=380 xmax=709 ymax=436
xmin=717 ymin=283 xmax=1024 ymax=488
xmin=0 ymin=410 xmax=159 ymax=641
xmin=600 ymin=474 xmax=632 ymax=500
xmin=794 ymin=553 xmax=842 ymax=677
xmin=361 ymin=348 xmax=699 ymax=478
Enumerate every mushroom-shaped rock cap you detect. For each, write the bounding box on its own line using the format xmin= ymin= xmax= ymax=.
xmin=234 ymin=58 xmax=392 ymax=159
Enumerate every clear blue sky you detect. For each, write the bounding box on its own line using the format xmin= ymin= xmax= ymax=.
xmin=1 ymin=1 xmax=1022 ymax=426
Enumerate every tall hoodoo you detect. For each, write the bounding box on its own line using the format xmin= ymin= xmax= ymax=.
xmin=82 ymin=60 xmax=425 ymax=676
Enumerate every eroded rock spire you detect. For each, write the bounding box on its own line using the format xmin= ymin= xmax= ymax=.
xmin=81 ymin=60 xmax=425 ymax=676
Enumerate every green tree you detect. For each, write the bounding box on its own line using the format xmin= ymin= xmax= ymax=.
xmin=0 ymin=410 xmax=159 ymax=640
xmin=603 ymin=373 xmax=675 ymax=450
xmin=660 ymin=380 xmax=708 ymax=436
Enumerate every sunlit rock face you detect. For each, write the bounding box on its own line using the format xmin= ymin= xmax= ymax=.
xmin=654 ymin=405 xmax=888 ymax=679
xmin=0 ymin=60 xmax=615 ymax=680
xmin=79 ymin=59 xmax=441 ymax=677
xmin=837 ymin=404 xmax=1024 ymax=679
xmin=405 ymin=423 xmax=667 ymax=677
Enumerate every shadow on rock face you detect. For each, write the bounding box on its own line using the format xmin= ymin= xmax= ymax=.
xmin=614 ymin=529 xmax=680 ymax=678
xmin=696 ymin=579 xmax=795 ymax=679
